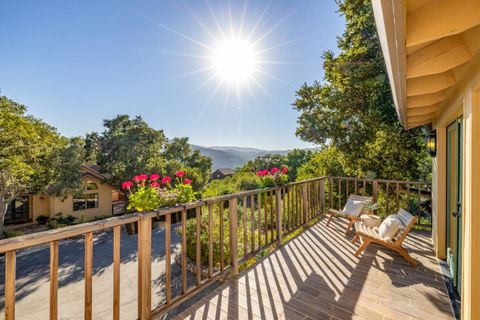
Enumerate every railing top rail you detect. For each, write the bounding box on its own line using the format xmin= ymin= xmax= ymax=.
xmin=328 ymin=176 xmax=431 ymax=186
xmin=0 ymin=214 xmax=141 ymax=253
xmin=0 ymin=176 xmax=327 ymax=253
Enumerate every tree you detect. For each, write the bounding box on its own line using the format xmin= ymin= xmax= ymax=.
xmin=96 ymin=115 xmax=167 ymax=187
xmin=0 ymin=97 xmax=83 ymax=237
xmin=296 ymin=146 xmax=349 ymax=180
xmin=292 ymin=0 xmax=430 ymax=181
xmin=163 ymin=138 xmax=212 ymax=191
xmin=286 ymin=149 xmax=313 ymax=180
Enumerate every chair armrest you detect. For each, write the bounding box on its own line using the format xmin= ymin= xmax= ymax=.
xmin=328 ymin=208 xmax=344 ymax=215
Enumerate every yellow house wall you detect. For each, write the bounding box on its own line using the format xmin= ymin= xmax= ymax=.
xmin=432 ymin=55 xmax=480 ymax=320
xmin=51 ymin=177 xmax=113 ymax=220
xmin=30 ymin=195 xmax=50 ymax=221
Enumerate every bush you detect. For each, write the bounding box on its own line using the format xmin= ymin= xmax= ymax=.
xmin=4 ymin=230 xmax=25 ymax=238
xmin=36 ymin=215 xmax=49 ymax=225
xmin=47 ymin=214 xmax=77 ymax=229
xmin=179 ymin=199 xmax=282 ymax=267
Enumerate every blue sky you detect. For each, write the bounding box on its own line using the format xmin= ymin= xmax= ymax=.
xmin=0 ymin=0 xmax=344 ymax=150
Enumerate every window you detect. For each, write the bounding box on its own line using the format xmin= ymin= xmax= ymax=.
xmin=86 ymin=194 xmax=98 ymax=209
xmin=86 ymin=182 xmax=98 ymax=190
xmin=73 ymin=193 xmax=99 ymax=211
xmin=5 ymin=196 xmax=29 ymax=222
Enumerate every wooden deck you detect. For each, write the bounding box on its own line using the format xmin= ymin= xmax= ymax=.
xmin=167 ymin=217 xmax=454 ymax=320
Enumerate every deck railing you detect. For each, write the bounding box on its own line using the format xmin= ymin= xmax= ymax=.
xmin=0 ymin=176 xmax=430 ymax=319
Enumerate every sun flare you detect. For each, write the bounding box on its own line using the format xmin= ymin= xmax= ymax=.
xmin=211 ymin=38 xmax=257 ymax=84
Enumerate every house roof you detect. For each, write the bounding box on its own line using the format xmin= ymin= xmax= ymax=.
xmin=372 ymin=0 xmax=480 ymax=129
xmin=214 ymin=168 xmax=235 ymax=175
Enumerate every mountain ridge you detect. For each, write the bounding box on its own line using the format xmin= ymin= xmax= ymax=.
xmin=190 ymin=145 xmax=291 ymax=170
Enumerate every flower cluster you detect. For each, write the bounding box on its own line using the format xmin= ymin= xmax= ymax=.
xmin=256 ymin=167 xmax=288 ymax=177
xmin=122 ymin=170 xmax=196 ymax=212
xmin=256 ymin=167 xmax=289 ymax=187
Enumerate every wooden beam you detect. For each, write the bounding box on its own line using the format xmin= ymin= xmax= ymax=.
xmin=407 ymin=0 xmax=480 ymax=49
xmin=407 ymin=71 xmax=456 ymax=96
xmin=408 ymin=104 xmax=441 ymax=116
xmin=407 ymin=35 xmax=472 ymax=79
xmin=407 ymin=92 xmax=445 ymax=108
xmin=408 ymin=113 xmax=436 ymax=123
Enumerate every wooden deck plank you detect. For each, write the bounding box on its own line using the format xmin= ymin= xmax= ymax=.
xmin=165 ymin=217 xmax=454 ymax=320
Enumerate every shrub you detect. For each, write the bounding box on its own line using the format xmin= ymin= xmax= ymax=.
xmin=4 ymin=230 xmax=25 ymax=238
xmin=180 ymin=200 xmax=280 ymax=267
xmin=36 ymin=215 xmax=49 ymax=225
xmin=256 ymin=167 xmax=289 ymax=187
xmin=47 ymin=214 xmax=77 ymax=229
xmin=124 ymin=171 xmax=196 ymax=212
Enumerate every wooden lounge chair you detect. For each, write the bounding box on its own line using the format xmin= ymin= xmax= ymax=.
xmin=326 ymin=194 xmax=373 ymax=235
xmin=352 ymin=209 xmax=417 ymax=266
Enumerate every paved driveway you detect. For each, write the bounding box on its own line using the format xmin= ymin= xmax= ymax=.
xmin=0 ymin=222 xmax=189 ymax=319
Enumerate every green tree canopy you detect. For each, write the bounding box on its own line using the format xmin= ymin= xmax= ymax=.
xmin=0 ymin=96 xmax=84 ymax=236
xmin=292 ymin=0 xmax=430 ymax=181
xmin=94 ymin=115 xmax=212 ymax=192
xmin=96 ymin=115 xmax=168 ymax=187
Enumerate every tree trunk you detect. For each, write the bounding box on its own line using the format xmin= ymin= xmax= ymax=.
xmin=0 ymin=200 xmax=8 ymax=239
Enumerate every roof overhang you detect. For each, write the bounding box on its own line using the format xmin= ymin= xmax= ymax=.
xmin=372 ymin=0 xmax=480 ymax=129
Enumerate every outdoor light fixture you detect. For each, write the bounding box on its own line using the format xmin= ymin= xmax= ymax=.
xmin=426 ymin=130 xmax=437 ymax=157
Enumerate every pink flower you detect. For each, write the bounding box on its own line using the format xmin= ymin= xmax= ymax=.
xmin=150 ymin=173 xmax=160 ymax=181
xmin=121 ymin=181 xmax=133 ymax=190
xmin=256 ymin=170 xmax=264 ymax=177
xmin=271 ymin=167 xmax=279 ymax=174
xmin=183 ymin=178 xmax=192 ymax=185
xmin=161 ymin=176 xmax=171 ymax=184
xmin=262 ymin=169 xmax=269 ymax=176
xmin=134 ymin=174 xmax=148 ymax=182
xmin=175 ymin=170 xmax=185 ymax=178
xmin=281 ymin=167 xmax=288 ymax=174
xmin=151 ymin=181 xmax=160 ymax=188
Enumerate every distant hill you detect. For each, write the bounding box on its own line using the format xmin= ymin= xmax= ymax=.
xmin=191 ymin=145 xmax=291 ymax=170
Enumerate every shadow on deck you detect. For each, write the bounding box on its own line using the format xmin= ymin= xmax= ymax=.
xmin=165 ymin=217 xmax=454 ymax=320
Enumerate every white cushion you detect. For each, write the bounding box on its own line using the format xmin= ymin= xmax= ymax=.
xmin=343 ymin=200 xmax=364 ymax=217
xmin=378 ymin=215 xmax=401 ymax=241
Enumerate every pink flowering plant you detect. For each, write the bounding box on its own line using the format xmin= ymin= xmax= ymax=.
xmin=122 ymin=170 xmax=196 ymax=212
xmin=256 ymin=167 xmax=289 ymax=187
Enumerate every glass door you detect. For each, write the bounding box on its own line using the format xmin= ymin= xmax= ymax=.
xmin=446 ymin=117 xmax=463 ymax=295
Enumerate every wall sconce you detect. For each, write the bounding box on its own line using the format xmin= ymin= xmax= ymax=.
xmin=426 ymin=130 xmax=437 ymax=157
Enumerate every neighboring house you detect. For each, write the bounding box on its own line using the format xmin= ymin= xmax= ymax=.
xmin=5 ymin=164 xmax=124 ymax=224
xmin=210 ymin=168 xmax=235 ymax=180
xmin=373 ymin=1 xmax=480 ymax=318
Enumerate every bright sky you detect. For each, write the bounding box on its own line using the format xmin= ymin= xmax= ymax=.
xmin=0 ymin=0 xmax=344 ymax=150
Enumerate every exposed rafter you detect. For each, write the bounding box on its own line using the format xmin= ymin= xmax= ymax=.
xmin=406 ymin=35 xmax=472 ymax=79
xmin=407 ymin=104 xmax=441 ymax=116
xmin=407 ymin=0 xmax=480 ymax=49
xmin=407 ymin=72 xmax=456 ymax=96
xmin=407 ymin=92 xmax=445 ymax=108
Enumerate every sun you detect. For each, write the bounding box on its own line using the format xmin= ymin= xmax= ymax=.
xmin=211 ymin=38 xmax=258 ymax=84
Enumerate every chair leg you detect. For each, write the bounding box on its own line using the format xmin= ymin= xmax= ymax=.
xmin=345 ymin=219 xmax=355 ymax=235
xmin=351 ymin=233 xmax=359 ymax=244
xmin=354 ymin=239 xmax=370 ymax=257
xmin=326 ymin=212 xmax=334 ymax=226
xmin=397 ymin=248 xmax=417 ymax=267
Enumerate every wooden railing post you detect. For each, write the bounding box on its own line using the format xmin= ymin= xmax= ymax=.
xmin=329 ymin=176 xmax=333 ymax=210
xmin=275 ymin=188 xmax=283 ymax=244
xmin=373 ymin=180 xmax=378 ymax=203
xmin=5 ymin=251 xmax=16 ymax=320
xmin=50 ymin=241 xmax=59 ymax=320
xmin=229 ymin=198 xmax=239 ymax=278
xmin=137 ymin=215 xmax=152 ymax=320
xmin=302 ymin=184 xmax=309 ymax=224
xmin=84 ymin=233 xmax=93 ymax=320
xmin=320 ymin=179 xmax=325 ymax=214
